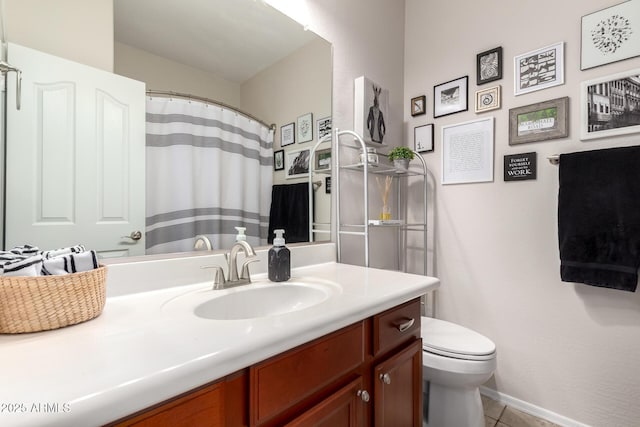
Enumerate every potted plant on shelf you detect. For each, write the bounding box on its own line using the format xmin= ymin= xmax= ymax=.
xmin=387 ymin=146 xmax=415 ymax=172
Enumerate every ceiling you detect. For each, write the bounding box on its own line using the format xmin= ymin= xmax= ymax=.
xmin=114 ymin=0 xmax=317 ymax=83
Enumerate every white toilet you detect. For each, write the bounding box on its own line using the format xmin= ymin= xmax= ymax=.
xmin=421 ymin=317 xmax=497 ymax=427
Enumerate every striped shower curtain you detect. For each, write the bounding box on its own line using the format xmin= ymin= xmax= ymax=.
xmin=145 ymin=97 xmax=273 ymax=254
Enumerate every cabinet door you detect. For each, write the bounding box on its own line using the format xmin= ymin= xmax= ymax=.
xmin=284 ymin=377 xmax=366 ymax=427
xmin=373 ymin=339 xmax=422 ymax=427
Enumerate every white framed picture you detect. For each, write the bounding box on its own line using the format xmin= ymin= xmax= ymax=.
xmin=441 ymin=117 xmax=494 ymax=185
xmin=317 ymin=116 xmax=332 ymax=141
xmin=580 ymin=68 xmax=640 ymax=140
xmin=514 ymin=42 xmax=564 ymax=96
xmin=285 ymin=148 xmax=310 ymax=179
xmin=581 ymin=1 xmax=640 ymax=70
xmin=297 ymin=113 xmax=313 ymax=143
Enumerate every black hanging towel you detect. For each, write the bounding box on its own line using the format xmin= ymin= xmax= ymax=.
xmin=558 ymin=146 xmax=640 ymax=292
xmin=268 ymin=183 xmax=309 ymax=244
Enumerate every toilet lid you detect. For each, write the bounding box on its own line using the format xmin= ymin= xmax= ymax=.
xmin=421 ymin=317 xmax=496 ymax=361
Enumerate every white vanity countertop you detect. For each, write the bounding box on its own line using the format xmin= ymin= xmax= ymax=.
xmin=0 ymin=260 xmax=439 ymax=427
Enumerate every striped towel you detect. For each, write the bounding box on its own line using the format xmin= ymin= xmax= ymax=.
xmin=0 ymin=245 xmax=99 ymax=277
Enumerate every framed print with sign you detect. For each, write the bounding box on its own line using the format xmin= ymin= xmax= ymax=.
xmin=581 ymin=68 xmax=640 ymax=140
xmin=441 ymin=117 xmax=494 ymax=185
xmin=475 ymin=85 xmax=501 ymax=113
xmin=297 ymin=113 xmax=313 ymax=143
xmin=280 ymin=122 xmax=295 ymax=147
xmin=581 ymin=1 xmax=640 ymax=70
xmin=434 ymin=76 xmax=468 ymax=118
xmin=477 ymin=46 xmax=503 ymax=85
xmin=509 ymin=96 xmax=569 ymax=145
xmin=414 ymin=124 xmax=434 ymax=153
xmin=514 ymin=42 xmax=564 ymax=96
xmin=411 ymin=95 xmax=426 ymax=116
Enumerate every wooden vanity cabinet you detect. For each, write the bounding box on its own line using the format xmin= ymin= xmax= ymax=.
xmin=108 ymin=370 xmax=247 ymax=427
xmin=109 ymin=298 xmax=422 ymax=427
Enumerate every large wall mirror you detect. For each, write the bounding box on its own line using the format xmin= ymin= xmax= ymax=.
xmin=2 ymin=0 xmax=332 ymax=258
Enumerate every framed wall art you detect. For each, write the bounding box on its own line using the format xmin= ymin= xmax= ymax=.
xmin=411 ymin=95 xmax=426 ymax=116
xmin=274 ymin=149 xmax=284 ymax=171
xmin=434 ymin=76 xmax=468 ymax=118
xmin=297 ymin=113 xmax=313 ymax=143
xmin=504 ymin=152 xmax=537 ymax=182
xmin=580 ymin=68 xmax=640 ymax=140
xmin=509 ymin=96 xmax=569 ymax=145
xmin=514 ymin=42 xmax=564 ymax=96
xmin=280 ymin=122 xmax=295 ymax=147
xmin=354 ymin=75 xmax=389 ymax=144
xmin=315 ymin=148 xmax=332 ymax=171
xmin=581 ymin=1 xmax=640 ymax=70
xmin=441 ymin=117 xmax=494 ymax=185
xmin=414 ymin=124 xmax=434 ymax=153
xmin=477 ymin=46 xmax=503 ymax=85
xmin=317 ymin=116 xmax=332 ymax=141
xmin=475 ymin=85 xmax=501 ymax=113
xmin=285 ymin=148 xmax=310 ymax=179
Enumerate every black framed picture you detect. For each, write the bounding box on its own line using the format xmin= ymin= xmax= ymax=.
xmin=280 ymin=122 xmax=295 ymax=147
xmin=274 ymin=149 xmax=284 ymax=171
xmin=476 ymin=46 xmax=503 ymax=85
xmin=411 ymin=95 xmax=426 ymax=116
xmin=433 ymin=76 xmax=468 ymax=118
xmin=414 ymin=124 xmax=434 ymax=153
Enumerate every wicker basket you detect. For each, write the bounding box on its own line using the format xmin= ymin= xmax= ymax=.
xmin=0 ymin=265 xmax=107 ymax=334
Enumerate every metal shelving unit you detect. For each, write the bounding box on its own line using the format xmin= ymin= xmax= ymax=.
xmin=308 ymin=133 xmax=332 ymax=242
xmin=335 ymin=128 xmax=428 ymax=274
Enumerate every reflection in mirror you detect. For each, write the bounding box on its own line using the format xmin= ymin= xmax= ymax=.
xmin=3 ymin=0 xmax=332 ymax=258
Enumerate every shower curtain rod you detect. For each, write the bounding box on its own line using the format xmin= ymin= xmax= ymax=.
xmin=146 ymin=89 xmax=276 ymax=131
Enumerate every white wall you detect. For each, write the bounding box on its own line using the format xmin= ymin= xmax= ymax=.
xmin=4 ymin=0 xmax=113 ymax=71
xmin=241 ymin=37 xmax=332 ymax=229
xmin=275 ymin=0 xmax=407 ymax=268
xmin=114 ymin=42 xmax=241 ymax=107
xmin=405 ymin=0 xmax=640 ymax=425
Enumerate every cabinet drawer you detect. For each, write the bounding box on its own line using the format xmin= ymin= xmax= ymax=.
xmin=250 ymin=322 xmax=365 ymax=426
xmin=373 ymin=298 xmax=420 ymax=357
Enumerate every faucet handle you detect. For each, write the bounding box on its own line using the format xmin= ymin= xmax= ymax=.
xmin=240 ymin=257 xmax=259 ymax=282
xmin=202 ymin=266 xmax=226 ymax=289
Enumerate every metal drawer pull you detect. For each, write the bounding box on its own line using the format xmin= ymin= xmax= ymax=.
xmin=397 ymin=318 xmax=415 ymax=332
xmin=357 ymin=390 xmax=370 ymax=402
xmin=380 ymin=373 xmax=391 ymax=385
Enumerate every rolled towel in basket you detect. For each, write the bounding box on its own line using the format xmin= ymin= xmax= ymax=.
xmin=42 ymin=250 xmax=99 ymax=275
xmin=1 ymin=255 xmax=44 ymax=277
xmin=42 ymin=245 xmax=86 ymax=259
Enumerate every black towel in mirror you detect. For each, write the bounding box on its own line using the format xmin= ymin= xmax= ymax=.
xmin=558 ymin=146 xmax=640 ymax=292
xmin=268 ymin=183 xmax=310 ymax=244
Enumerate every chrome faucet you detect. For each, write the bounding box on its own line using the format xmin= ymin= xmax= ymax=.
xmin=227 ymin=240 xmax=258 ymax=283
xmin=205 ymin=240 xmax=259 ymax=289
xmin=194 ymin=235 xmax=212 ymax=251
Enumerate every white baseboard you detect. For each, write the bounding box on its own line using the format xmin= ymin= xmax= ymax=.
xmin=480 ymin=386 xmax=591 ymax=427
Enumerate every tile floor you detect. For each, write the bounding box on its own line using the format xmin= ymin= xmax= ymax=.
xmin=482 ymin=395 xmax=561 ymax=427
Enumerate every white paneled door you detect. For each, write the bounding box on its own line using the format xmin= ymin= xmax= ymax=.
xmin=5 ymin=43 xmax=146 ymax=257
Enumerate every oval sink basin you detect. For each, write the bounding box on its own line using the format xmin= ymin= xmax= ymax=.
xmin=193 ymin=282 xmax=333 ymax=320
